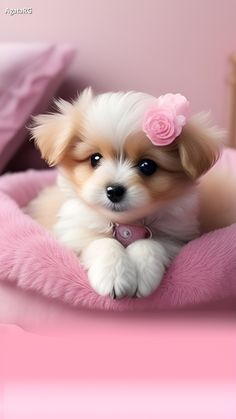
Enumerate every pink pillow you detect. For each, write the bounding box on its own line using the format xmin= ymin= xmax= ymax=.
xmin=0 ymin=43 xmax=76 ymax=173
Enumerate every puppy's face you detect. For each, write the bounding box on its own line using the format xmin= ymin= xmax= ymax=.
xmin=62 ymin=132 xmax=191 ymax=222
xmin=31 ymin=89 xmax=221 ymax=222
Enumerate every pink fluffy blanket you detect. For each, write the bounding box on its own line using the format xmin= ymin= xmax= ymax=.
xmin=0 ymin=167 xmax=236 ymax=311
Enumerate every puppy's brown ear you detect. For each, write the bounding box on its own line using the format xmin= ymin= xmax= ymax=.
xmin=177 ymin=113 xmax=223 ymax=179
xmin=30 ymin=99 xmax=75 ymax=166
xmin=30 ymin=87 xmax=93 ymax=166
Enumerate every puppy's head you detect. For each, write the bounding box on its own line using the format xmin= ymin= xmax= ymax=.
xmin=31 ymin=89 xmax=222 ymax=222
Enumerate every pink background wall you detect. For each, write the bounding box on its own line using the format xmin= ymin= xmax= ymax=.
xmin=0 ymin=0 xmax=235 ymax=128
xmin=1 ymin=5 xmax=236 ymax=411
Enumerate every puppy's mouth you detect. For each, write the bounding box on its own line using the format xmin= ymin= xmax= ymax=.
xmin=108 ymin=202 xmax=130 ymax=213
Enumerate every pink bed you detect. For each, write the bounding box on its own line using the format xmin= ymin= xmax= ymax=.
xmin=0 ymin=151 xmax=236 ymax=313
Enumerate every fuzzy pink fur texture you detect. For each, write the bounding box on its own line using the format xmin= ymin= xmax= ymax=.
xmin=0 ymin=165 xmax=236 ymax=311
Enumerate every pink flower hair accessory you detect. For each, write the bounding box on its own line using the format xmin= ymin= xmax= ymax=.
xmin=142 ymin=93 xmax=190 ymax=146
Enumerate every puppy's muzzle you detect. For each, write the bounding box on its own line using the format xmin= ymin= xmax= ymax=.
xmin=106 ymin=184 xmax=126 ymax=203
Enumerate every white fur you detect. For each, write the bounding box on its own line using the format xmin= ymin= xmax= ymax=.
xmin=127 ymin=239 xmax=181 ymax=297
xmin=82 ymin=90 xmax=158 ymax=148
xmin=54 ymin=179 xmax=199 ymax=297
xmin=82 ymin=238 xmax=137 ymax=298
xmin=80 ymin=159 xmax=150 ymax=213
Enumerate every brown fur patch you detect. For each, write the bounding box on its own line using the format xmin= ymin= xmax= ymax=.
xmin=60 ymin=153 xmax=93 ymax=192
xmin=125 ymin=132 xmax=183 ymax=172
xmin=177 ymin=122 xmax=220 ymax=179
xmin=124 ymin=132 xmax=191 ymax=202
xmin=61 ymin=137 xmax=118 ymax=193
xmin=26 ymin=186 xmax=65 ymax=230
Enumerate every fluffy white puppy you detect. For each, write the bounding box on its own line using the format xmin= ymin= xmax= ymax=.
xmin=27 ymin=89 xmax=221 ymax=298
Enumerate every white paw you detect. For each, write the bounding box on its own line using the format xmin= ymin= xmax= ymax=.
xmin=127 ymin=239 xmax=171 ymax=297
xmin=81 ymin=238 xmax=137 ymax=298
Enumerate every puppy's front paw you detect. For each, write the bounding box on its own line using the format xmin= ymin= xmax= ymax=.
xmin=127 ymin=239 xmax=170 ymax=298
xmin=81 ymin=238 xmax=137 ymax=299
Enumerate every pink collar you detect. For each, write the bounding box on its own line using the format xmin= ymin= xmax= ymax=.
xmin=113 ymin=223 xmax=152 ymax=247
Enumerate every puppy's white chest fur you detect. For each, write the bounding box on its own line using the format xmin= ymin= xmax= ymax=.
xmin=52 ymin=183 xmax=199 ymax=298
xmin=54 ymin=197 xmax=113 ymax=253
xmin=54 ymin=185 xmax=199 ymax=254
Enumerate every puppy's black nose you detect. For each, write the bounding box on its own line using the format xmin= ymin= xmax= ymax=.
xmin=106 ymin=184 xmax=126 ymax=203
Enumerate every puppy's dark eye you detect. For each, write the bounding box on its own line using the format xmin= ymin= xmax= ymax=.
xmin=90 ymin=153 xmax=103 ymax=168
xmin=137 ymin=159 xmax=158 ymax=176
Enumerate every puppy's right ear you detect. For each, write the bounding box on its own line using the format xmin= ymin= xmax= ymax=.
xmin=30 ymin=87 xmax=93 ymax=166
xmin=30 ymin=99 xmax=74 ymax=166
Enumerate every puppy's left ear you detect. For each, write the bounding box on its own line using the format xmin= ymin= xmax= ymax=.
xmin=177 ymin=113 xmax=223 ymax=179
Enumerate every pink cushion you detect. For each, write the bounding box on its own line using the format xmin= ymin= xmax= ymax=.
xmin=0 ymin=151 xmax=236 ymax=311
xmin=0 ymin=43 xmax=75 ymax=173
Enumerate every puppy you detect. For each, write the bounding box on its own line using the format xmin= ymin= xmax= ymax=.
xmin=27 ymin=89 xmax=221 ymax=298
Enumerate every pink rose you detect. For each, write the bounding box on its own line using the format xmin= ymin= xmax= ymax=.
xmin=142 ymin=93 xmax=190 ymax=146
